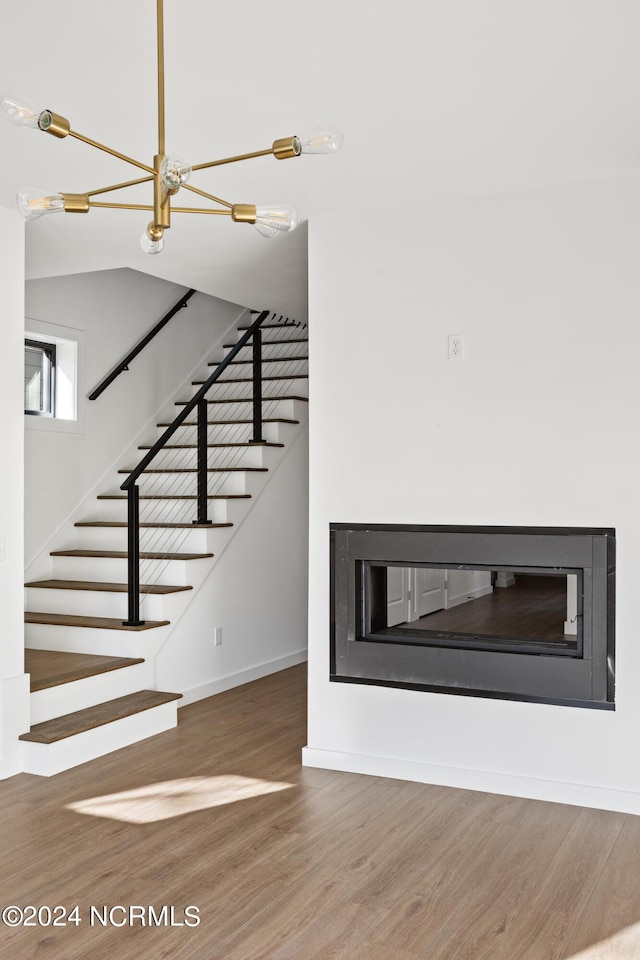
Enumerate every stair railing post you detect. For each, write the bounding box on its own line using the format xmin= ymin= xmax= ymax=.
xmin=124 ymin=483 xmax=145 ymax=626
xmin=196 ymin=397 xmax=211 ymax=525
xmin=250 ymin=326 xmax=263 ymax=444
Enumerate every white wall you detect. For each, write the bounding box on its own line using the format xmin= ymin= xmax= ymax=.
xmin=305 ymin=175 xmax=640 ymax=814
xmin=24 ymin=269 xmax=245 ymax=572
xmin=155 ymin=424 xmax=309 ymax=701
xmin=0 ymin=206 xmax=30 ymax=777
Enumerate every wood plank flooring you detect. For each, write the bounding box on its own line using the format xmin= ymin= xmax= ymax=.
xmin=2 ymin=663 xmax=639 ymax=959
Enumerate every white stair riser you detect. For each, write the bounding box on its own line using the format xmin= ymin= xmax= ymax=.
xmin=25 ymin=587 xmax=172 ymax=620
xmin=21 ymin=700 xmax=179 ymax=776
xmin=51 ymin=555 xmax=194 ymax=585
xmin=71 ymin=526 xmax=235 ymax=559
xmin=205 ymin=421 xmax=293 ymax=443
xmin=25 ymin=622 xmax=170 ymax=658
xmin=176 ymin=397 xmax=305 ymax=420
xmin=132 ymin=471 xmax=252 ymax=496
xmin=254 ymin=328 xmax=308 ymax=342
xmin=30 ymin=662 xmax=153 ymax=725
xmin=218 ymin=341 xmax=307 ymax=359
xmin=134 ymin=445 xmax=273 ymax=470
xmin=207 ymin=377 xmax=308 ymax=401
xmin=156 ymin=421 xmax=283 ymax=444
xmin=218 ymin=362 xmax=308 ymax=379
xmin=205 ymin=371 xmax=309 ymax=402
xmin=156 ymin=413 xmax=303 ymax=446
xmin=210 ymin=334 xmax=307 ymax=361
xmin=216 ymin=362 xmax=308 ymax=375
xmin=94 ymin=498 xmax=230 ymax=524
xmin=92 ymin=496 xmax=250 ymax=525
xmin=73 ymin=525 xmax=214 ymax=553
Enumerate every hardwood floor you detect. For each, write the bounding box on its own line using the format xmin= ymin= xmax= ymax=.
xmin=2 ymin=663 xmax=640 ymax=959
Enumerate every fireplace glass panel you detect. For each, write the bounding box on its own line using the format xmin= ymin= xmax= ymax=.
xmin=375 ymin=565 xmax=581 ymax=655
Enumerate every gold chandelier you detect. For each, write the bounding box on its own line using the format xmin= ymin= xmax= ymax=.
xmin=0 ymin=0 xmax=342 ymax=254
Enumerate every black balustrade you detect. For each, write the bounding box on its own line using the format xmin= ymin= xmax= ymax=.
xmin=120 ymin=309 xmax=270 ymax=625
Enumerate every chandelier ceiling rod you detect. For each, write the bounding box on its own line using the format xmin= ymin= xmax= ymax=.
xmin=157 ymin=0 xmax=166 ymax=158
xmin=0 ymin=0 xmax=343 ymax=253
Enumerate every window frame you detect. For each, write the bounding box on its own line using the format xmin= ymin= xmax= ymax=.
xmin=24 ymin=319 xmax=84 ymax=435
xmin=24 ymin=338 xmax=57 ymax=418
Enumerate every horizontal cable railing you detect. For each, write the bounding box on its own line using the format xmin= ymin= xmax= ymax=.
xmin=120 ymin=310 xmax=307 ymax=625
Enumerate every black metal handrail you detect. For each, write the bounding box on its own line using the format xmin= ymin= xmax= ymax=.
xmin=121 ymin=309 xmax=270 ymax=625
xmin=88 ymin=288 xmax=197 ymax=400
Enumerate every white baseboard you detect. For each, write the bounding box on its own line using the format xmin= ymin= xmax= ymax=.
xmin=301 ymin=746 xmax=640 ymax=816
xmin=179 ymin=649 xmax=308 ymax=707
xmin=446 ymin=584 xmax=494 ymax=609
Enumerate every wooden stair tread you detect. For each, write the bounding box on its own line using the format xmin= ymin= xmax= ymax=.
xmin=19 ymin=690 xmax=182 ymax=744
xmin=25 ymin=612 xmax=170 ymax=631
xmin=137 ymin=442 xmax=284 ymax=450
xmin=175 ymin=395 xmax=309 ymax=406
xmin=75 ymin=520 xmax=233 ymax=528
xmin=50 ymin=549 xmax=214 ymax=560
xmin=96 ymin=493 xmax=251 ymax=500
xmin=223 ymin=337 xmax=307 ymax=348
xmin=193 ymin=375 xmax=309 ymax=385
xmin=157 ymin=417 xmax=300 ymax=426
xmin=97 ymin=494 xmax=251 ymax=501
xmin=239 ymin=322 xmax=303 ymax=330
xmin=25 ymin=649 xmax=145 ymax=693
xmin=25 ymin=579 xmax=192 ymax=595
xmin=222 ymin=356 xmax=308 ymax=365
xmin=117 ymin=467 xmax=267 ymax=475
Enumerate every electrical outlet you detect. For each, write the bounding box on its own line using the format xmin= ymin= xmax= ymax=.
xmin=448 ymin=334 xmax=464 ymax=360
xmin=214 ymin=628 xmax=222 ymax=646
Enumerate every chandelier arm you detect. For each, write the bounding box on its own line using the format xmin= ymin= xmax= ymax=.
xmin=68 ymin=130 xmax=157 ymax=176
xmin=181 ymin=182 xmax=233 ymax=209
xmin=88 ymin=201 xmax=231 ymax=215
xmin=192 ymin=149 xmax=273 ymax=172
xmin=86 ymin=176 xmax=155 ymax=198
xmin=172 ymin=207 xmax=232 ymax=215
xmin=89 ymin=202 xmax=155 ymax=211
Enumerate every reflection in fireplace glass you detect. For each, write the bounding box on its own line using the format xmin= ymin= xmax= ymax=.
xmin=365 ymin=565 xmax=582 ymax=655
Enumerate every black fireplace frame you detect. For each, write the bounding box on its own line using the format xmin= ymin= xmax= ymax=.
xmin=330 ymin=524 xmax=615 ymax=709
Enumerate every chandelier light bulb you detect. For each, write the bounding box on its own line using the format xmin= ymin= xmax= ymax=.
xmin=0 ymin=93 xmax=42 ymax=129
xmin=294 ymin=126 xmax=343 ymax=155
xmin=140 ymin=223 xmax=165 ymax=254
xmin=160 ymin=155 xmax=192 ymax=191
xmin=16 ymin=188 xmax=65 ymax=221
xmin=253 ymin=205 xmax=299 ymax=238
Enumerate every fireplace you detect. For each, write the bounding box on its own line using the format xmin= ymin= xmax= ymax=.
xmin=330 ymin=525 xmax=615 ymax=709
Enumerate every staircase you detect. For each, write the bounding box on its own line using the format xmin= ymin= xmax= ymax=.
xmin=22 ymin=313 xmax=308 ymax=775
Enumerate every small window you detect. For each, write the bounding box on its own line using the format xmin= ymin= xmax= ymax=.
xmin=25 ymin=339 xmax=56 ymax=416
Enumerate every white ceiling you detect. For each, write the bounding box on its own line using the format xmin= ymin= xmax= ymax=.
xmin=2 ymin=0 xmax=640 ymax=320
